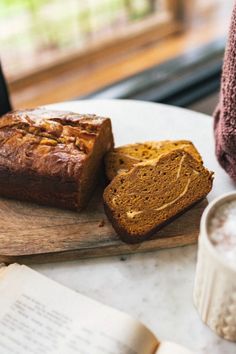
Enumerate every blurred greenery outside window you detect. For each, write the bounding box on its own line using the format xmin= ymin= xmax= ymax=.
xmin=0 ymin=0 xmax=171 ymax=78
xmin=0 ymin=0 xmax=232 ymax=81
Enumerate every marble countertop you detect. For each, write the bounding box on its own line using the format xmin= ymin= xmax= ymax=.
xmin=33 ymin=245 xmax=235 ymax=354
xmin=31 ymin=99 xmax=236 ymax=353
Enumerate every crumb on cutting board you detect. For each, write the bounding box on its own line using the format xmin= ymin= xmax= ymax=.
xmin=98 ymin=219 xmax=105 ymax=227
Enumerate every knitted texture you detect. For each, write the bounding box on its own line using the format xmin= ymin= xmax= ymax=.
xmin=214 ymin=3 xmax=236 ymax=181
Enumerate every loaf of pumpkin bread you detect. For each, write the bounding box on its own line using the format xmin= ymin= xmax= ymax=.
xmin=105 ymin=140 xmax=202 ymax=181
xmin=103 ymin=149 xmax=213 ymax=243
xmin=0 ymin=108 xmax=113 ymax=209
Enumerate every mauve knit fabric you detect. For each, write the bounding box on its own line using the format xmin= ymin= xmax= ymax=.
xmin=214 ymin=3 xmax=236 ymax=181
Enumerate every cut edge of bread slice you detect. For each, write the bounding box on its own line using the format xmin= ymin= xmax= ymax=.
xmin=105 ymin=140 xmax=203 ymax=181
xmin=103 ymin=149 xmax=213 ymax=244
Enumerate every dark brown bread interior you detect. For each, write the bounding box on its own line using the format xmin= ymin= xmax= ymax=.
xmin=0 ymin=108 xmax=114 ymax=209
xmin=103 ymin=150 xmax=213 ymax=243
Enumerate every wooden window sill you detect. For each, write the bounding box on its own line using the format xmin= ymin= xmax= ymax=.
xmin=9 ymin=17 xmax=227 ymax=109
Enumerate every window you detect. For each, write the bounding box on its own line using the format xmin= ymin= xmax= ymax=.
xmin=0 ymin=0 xmax=178 ymax=79
xmin=1 ymin=0 xmax=234 ymax=108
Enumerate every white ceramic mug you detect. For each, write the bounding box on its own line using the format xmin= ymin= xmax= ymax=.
xmin=193 ymin=192 xmax=236 ymax=341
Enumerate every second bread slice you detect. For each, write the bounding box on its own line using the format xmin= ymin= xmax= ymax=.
xmin=105 ymin=140 xmax=202 ymax=181
xmin=103 ymin=149 xmax=213 ymax=243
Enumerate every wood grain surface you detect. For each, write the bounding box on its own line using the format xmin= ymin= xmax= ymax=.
xmin=0 ymin=187 xmax=208 ymax=264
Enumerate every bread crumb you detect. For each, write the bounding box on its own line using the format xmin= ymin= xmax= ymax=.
xmin=98 ymin=219 xmax=105 ymax=227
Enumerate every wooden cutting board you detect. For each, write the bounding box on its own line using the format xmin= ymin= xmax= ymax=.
xmin=0 ymin=187 xmax=207 ymax=264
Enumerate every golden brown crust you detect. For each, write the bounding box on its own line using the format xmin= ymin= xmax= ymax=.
xmin=105 ymin=140 xmax=202 ymax=181
xmin=0 ymin=108 xmax=114 ymax=209
xmin=103 ymin=149 xmax=213 ymax=243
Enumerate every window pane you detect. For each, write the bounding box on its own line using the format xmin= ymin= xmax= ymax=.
xmin=0 ymin=0 xmax=171 ymax=78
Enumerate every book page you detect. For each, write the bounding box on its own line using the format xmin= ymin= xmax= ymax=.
xmin=156 ymin=341 xmax=194 ymax=354
xmin=0 ymin=264 xmax=158 ymax=354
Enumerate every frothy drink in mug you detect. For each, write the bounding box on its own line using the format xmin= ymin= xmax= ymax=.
xmin=194 ymin=193 xmax=236 ymax=341
xmin=208 ymin=200 xmax=236 ymax=266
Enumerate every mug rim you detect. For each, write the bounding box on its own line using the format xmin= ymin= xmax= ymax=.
xmin=200 ymin=191 xmax=236 ymax=273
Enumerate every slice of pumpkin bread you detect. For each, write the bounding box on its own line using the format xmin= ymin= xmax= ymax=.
xmin=105 ymin=140 xmax=202 ymax=181
xmin=103 ymin=149 xmax=213 ymax=243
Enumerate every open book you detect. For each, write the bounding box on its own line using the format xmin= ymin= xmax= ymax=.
xmin=0 ymin=264 xmax=193 ymax=354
